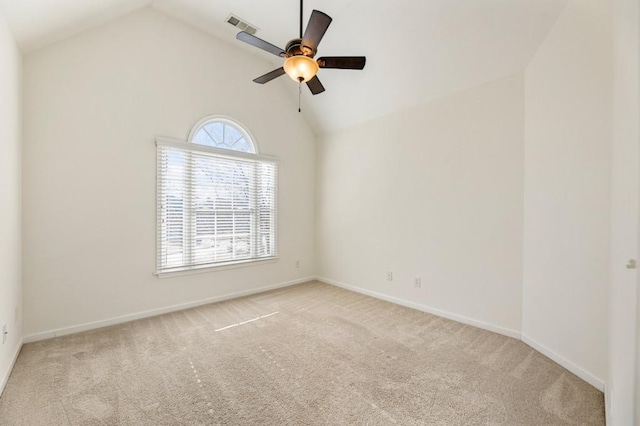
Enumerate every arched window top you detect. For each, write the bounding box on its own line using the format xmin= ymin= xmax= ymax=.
xmin=189 ymin=116 xmax=257 ymax=154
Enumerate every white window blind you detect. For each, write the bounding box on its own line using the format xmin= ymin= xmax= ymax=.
xmin=156 ymin=139 xmax=277 ymax=273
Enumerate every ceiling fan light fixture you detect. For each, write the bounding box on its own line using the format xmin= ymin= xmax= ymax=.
xmin=283 ymin=55 xmax=319 ymax=83
xmin=236 ymin=4 xmax=365 ymax=96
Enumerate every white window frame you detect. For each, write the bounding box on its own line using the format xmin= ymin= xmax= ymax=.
xmin=188 ymin=115 xmax=257 ymax=152
xmin=155 ymin=120 xmax=278 ymax=277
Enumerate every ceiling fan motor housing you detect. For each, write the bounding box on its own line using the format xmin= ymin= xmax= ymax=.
xmin=286 ymin=38 xmax=315 ymax=57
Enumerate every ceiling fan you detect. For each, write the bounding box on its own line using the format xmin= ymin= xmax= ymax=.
xmin=235 ymin=0 xmax=366 ymax=96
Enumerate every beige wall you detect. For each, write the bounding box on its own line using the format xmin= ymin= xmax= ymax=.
xmin=22 ymin=8 xmax=317 ymax=337
xmin=522 ymin=0 xmax=612 ymax=389
xmin=0 ymin=5 xmax=22 ymax=394
xmin=317 ymin=74 xmax=525 ymax=336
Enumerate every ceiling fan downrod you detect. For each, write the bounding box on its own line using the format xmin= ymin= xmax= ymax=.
xmin=300 ymin=0 xmax=303 ymax=38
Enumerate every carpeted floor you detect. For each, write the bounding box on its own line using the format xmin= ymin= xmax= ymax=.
xmin=0 ymin=281 xmax=604 ymax=425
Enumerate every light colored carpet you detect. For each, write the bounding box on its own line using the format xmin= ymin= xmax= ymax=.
xmin=0 ymin=281 xmax=604 ymax=425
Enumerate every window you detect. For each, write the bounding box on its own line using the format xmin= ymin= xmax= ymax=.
xmin=156 ymin=116 xmax=277 ymax=274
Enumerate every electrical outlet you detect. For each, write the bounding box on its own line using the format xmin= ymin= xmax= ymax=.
xmin=387 ymin=271 xmax=393 ymax=281
xmin=2 ymin=324 xmax=7 ymax=344
xmin=414 ymin=277 xmax=422 ymax=288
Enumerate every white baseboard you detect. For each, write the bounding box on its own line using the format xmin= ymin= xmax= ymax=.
xmin=317 ymin=276 xmax=522 ymax=339
xmin=0 ymin=338 xmax=23 ymax=397
xmin=318 ymin=276 xmax=605 ymax=392
xmin=521 ymin=334 xmax=605 ymax=392
xmin=23 ymin=276 xmax=314 ymax=344
xmin=19 ymin=275 xmax=606 ymax=395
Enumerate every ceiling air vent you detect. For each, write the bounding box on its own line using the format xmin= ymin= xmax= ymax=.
xmin=226 ymin=14 xmax=259 ymax=35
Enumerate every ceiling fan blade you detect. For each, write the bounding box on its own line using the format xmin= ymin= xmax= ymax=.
xmin=253 ymin=68 xmax=286 ymax=84
xmin=301 ymin=10 xmax=332 ymax=54
xmin=306 ymin=76 xmax=325 ymax=95
xmin=318 ymin=56 xmax=366 ymax=70
xmin=236 ymin=31 xmax=286 ymax=57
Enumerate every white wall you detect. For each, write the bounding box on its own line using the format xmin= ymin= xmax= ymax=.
xmin=609 ymin=0 xmax=639 ymax=423
xmin=317 ymin=74 xmax=524 ymax=335
xmin=0 ymin=5 xmax=22 ymax=394
xmin=22 ymin=8 xmax=317 ymax=337
xmin=522 ymin=0 xmax=611 ymax=389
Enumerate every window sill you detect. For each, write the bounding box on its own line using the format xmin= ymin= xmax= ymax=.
xmin=154 ymin=257 xmax=279 ymax=279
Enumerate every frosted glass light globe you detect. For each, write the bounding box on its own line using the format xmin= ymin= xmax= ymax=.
xmin=283 ymin=55 xmax=319 ymax=83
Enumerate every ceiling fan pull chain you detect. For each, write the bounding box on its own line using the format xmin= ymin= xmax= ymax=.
xmin=298 ymin=81 xmax=302 ymax=113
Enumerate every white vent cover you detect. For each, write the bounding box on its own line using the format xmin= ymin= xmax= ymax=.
xmin=226 ymin=14 xmax=259 ymax=35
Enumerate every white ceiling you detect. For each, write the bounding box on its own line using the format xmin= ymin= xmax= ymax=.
xmin=1 ymin=0 xmax=569 ymax=134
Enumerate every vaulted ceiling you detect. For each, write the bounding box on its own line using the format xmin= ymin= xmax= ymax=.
xmin=1 ymin=0 xmax=569 ymax=134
